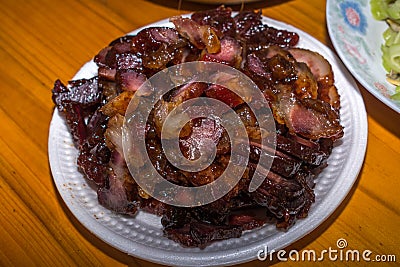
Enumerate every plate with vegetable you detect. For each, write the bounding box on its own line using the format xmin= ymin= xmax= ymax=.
xmin=327 ymin=0 xmax=400 ymax=113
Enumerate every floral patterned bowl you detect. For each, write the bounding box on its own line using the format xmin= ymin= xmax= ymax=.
xmin=327 ymin=0 xmax=400 ymax=113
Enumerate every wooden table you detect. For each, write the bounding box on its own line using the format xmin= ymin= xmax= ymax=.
xmin=1 ymin=0 xmax=399 ymax=266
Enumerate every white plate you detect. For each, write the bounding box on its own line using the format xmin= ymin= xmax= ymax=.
xmin=48 ymin=15 xmax=368 ymax=266
xmin=327 ymin=0 xmax=400 ymax=113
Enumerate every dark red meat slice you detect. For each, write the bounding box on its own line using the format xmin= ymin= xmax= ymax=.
xmin=170 ymin=16 xmax=220 ymax=53
xmin=52 ymin=77 xmax=102 ymax=145
xmin=115 ymin=69 xmax=147 ymax=92
xmin=52 ymin=77 xmax=101 ymax=112
xmin=276 ymin=134 xmax=327 ymax=165
xmin=77 ymin=111 xmax=110 ymax=186
xmin=234 ymin=9 xmax=263 ymax=36
xmin=131 ymin=27 xmax=183 ymax=54
xmin=179 ymin=118 xmax=224 ymax=162
xmin=171 ymin=82 xmax=207 ymax=103
xmin=191 ymin=5 xmax=236 ymax=38
xmin=200 ymin=36 xmax=242 ymax=67
xmin=98 ymin=184 xmax=132 ymax=213
xmin=280 ymin=96 xmax=343 ymax=140
xmin=204 ymin=84 xmax=244 ymax=108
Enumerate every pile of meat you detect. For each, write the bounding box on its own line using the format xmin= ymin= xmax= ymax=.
xmin=52 ymin=6 xmax=343 ymax=248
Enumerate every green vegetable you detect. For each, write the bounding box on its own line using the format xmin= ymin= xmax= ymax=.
xmin=371 ymin=0 xmax=390 ymax=20
xmin=382 ymin=45 xmax=400 ymax=73
xmin=392 ymin=85 xmax=400 ymax=100
xmin=371 ymin=0 xmax=400 ymax=99
xmin=382 ymin=27 xmax=400 ymax=46
xmin=387 ymin=1 xmax=400 ymax=19
xmin=371 ymin=0 xmax=400 ymax=20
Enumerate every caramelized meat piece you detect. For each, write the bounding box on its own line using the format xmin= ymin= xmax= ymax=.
xmin=234 ymin=9 xmax=263 ymax=37
xmin=201 ymin=36 xmax=242 ymax=67
xmin=238 ymin=20 xmax=299 ymax=52
xmin=52 ymin=77 xmax=101 ymax=112
xmin=98 ymin=151 xmax=139 ymax=215
xmin=289 ymin=48 xmax=340 ymax=109
xmin=250 ymin=168 xmax=314 ymax=229
xmin=191 ymin=5 xmax=236 ymax=38
xmin=179 ymin=118 xmax=224 ymax=162
xmin=170 ymin=16 xmax=221 ymax=53
xmin=115 ymin=69 xmax=147 ymax=92
xmin=204 ymin=84 xmax=244 ymax=108
xmin=52 ymin=77 xmax=102 ymax=145
xmin=279 ymin=96 xmax=343 ymax=140
xmin=77 ymin=111 xmax=110 ymax=186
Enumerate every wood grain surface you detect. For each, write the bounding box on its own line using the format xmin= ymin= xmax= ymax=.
xmin=0 ymin=0 xmax=399 ymax=266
